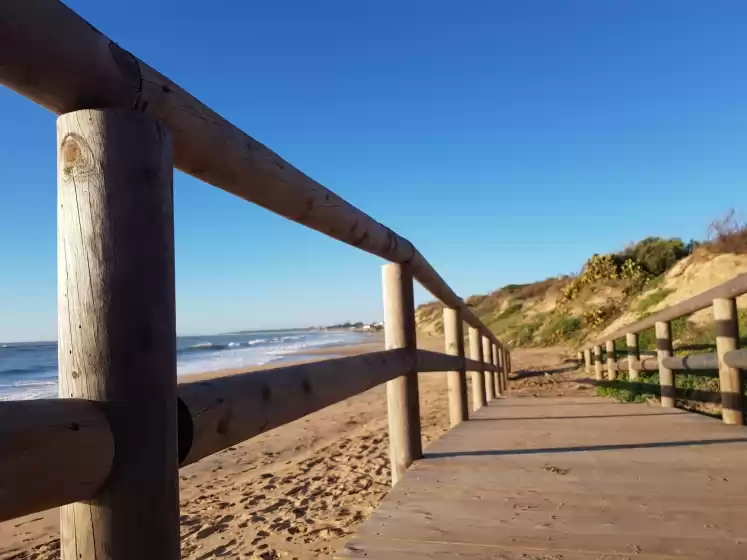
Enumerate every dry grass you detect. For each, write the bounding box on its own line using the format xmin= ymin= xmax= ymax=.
xmin=706 ymin=209 xmax=747 ymax=254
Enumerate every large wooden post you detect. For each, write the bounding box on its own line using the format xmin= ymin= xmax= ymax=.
xmin=482 ymin=336 xmax=495 ymax=401
xmin=605 ymin=340 xmax=616 ymax=381
xmin=57 ymin=109 xmax=178 ymax=560
xmin=383 ymin=263 xmax=422 ymax=485
xmin=655 ymin=321 xmax=675 ymax=408
xmin=468 ymin=327 xmax=486 ymax=411
xmin=626 ymin=333 xmax=640 ymax=381
xmin=443 ymin=308 xmax=468 ymax=427
xmin=583 ymin=348 xmax=591 ymax=374
xmin=713 ymin=298 xmax=743 ymax=425
xmin=593 ymin=345 xmax=603 ymax=381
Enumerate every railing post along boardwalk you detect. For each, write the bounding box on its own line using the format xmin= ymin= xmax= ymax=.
xmin=493 ymin=343 xmax=503 ymax=397
xmin=57 ymin=109 xmax=179 ymax=559
xmin=584 ymin=273 xmax=747 ymax=426
xmin=382 ymin=264 xmax=422 ymax=485
xmin=605 ymin=339 xmax=616 ymax=381
xmin=593 ymin=345 xmax=603 ymax=380
xmin=443 ymin=308 xmax=468 ymax=427
xmin=482 ymin=336 xmax=495 ymax=401
xmin=468 ymin=327 xmax=487 ymax=411
xmin=626 ymin=332 xmax=640 ymax=381
xmin=655 ymin=321 xmax=675 ymax=408
xmin=713 ymin=297 xmax=743 ymax=425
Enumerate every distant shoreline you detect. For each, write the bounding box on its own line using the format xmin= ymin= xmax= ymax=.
xmin=179 ymin=332 xmax=384 ymax=383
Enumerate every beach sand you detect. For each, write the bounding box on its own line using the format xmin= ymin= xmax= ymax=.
xmin=0 ymin=339 xmax=579 ymax=560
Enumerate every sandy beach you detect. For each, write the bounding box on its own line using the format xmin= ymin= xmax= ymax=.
xmin=0 ymin=338 xmax=579 ymax=560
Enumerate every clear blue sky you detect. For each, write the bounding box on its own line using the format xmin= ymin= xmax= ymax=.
xmin=1 ymin=1 xmax=746 ymax=342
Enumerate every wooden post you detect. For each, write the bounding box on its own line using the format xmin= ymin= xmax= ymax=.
xmin=626 ymin=333 xmax=640 ymax=381
xmin=482 ymin=336 xmax=495 ymax=401
xmin=443 ymin=308 xmax=468 ymax=427
xmin=655 ymin=321 xmax=675 ymax=408
xmin=713 ymin=298 xmax=743 ymax=425
xmin=605 ymin=340 xmax=616 ymax=381
xmin=583 ymin=348 xmax=591 ymax=374
xmin=468 ymin=327 xmax=486 ymax=411
xmin=493 ymin=344 xmax=503 ymax=397
xmin=505 ymin=348 xmax=511 ymax=390
xmin=593 ymin=345 xmax=603 ymax=381
xmin=383 ymin=263 xmax=422 ymax=485
xmin=57 ymin=109 xmax=178 ymax=560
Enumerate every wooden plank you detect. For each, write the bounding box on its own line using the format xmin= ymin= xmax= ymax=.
xmin=338 ymin=397 xmax=747 ymax=559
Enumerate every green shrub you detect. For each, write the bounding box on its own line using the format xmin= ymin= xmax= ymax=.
xmin=617 ymin=237 xmax=688 ymax=276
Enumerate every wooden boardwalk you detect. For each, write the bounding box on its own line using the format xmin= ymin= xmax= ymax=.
xmin=338 ymin=396 xmax=747 ymax=559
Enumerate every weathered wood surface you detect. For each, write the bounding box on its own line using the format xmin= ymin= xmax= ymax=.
xmin=468 ymin=327 xmax=486 ymax=411
xmin=0 ymin=399 xmax=113 ymax=521
xmin=713 ymin=298 xmax=743 ymax=425
xmin=383 ymin=264 xmax=422 ymax=485
xmin=0 ymin=0 xmax=502 ymax=349
xmin=339 ymin=396 xmax=747 ymax=559
xmin=57 ymin=109 xmax=179 ymax=559
xmin=443 ymin=308 xmax=467 ymax=427
xmin=178 ymin=349 xmax=412 ymax=466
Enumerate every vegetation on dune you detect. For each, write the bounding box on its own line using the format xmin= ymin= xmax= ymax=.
xmin=414 ymin=211 xmax=747 ymax=350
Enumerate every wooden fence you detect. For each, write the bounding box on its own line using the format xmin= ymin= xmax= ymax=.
xmin=0 ymin=2 xmax=510 ymax=558
xmin=581 ymin=273 xmax=747 ymax=425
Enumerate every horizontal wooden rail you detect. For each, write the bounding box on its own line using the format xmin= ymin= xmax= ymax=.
xmin=415 ymin=350 xmax=499 ymax=373
xmin=416 ymin=350 xmax=463 ymax=372
xmin=662 ymin=353 xmax=719 ymax=371
xmin=0 ymin=399 xmax=114 ymax=522
xmin=178 ymin=349 xmax=412 ymax=466
xmin=588 ymin=273 xmax=747 ymax=346
xmin=724 ymin=349 xmax=747 ymax=370
xmin=0 ymin=0 xmax=502 ymax=349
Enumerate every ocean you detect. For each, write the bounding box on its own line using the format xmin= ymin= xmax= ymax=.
xmin=0 ymin=329 xmax=370 ymax=401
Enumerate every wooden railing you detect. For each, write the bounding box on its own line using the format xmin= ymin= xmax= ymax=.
xmin=0 ymin=2 xmax=510 ymax=558
xmin=581 ymin=273 xmax=747 ymax=425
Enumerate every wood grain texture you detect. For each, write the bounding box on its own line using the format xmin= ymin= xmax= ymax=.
xmin=0 ymin=0 xmax=505 ymax=349
xmin=468 ymin=327 xmax=486 ymax=411
xmin=443 ymin=308 xmax=467 ymax=427
xmin=339 ymin=397 xmax=747 ymax=559
xmin=626 ymin=333 xmax=640 ymax=381
xmin=57 ymin=109 xmax=178 ymax=560
xmin=0 ymin=399 xmax=113 ymax=521
xmin=656 ymin=321 xmax=675 ymax=408
xmin=713 ymin=298 xmax=743 ymax=425
xmin=482 ymin=336 xmax=495 ymax=401
xmin=179 ymin=350 xmax=413 ymax=466
xmin=383 ymin=264 xmax=422 ymax=485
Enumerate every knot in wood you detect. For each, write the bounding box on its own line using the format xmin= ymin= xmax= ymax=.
xmin=60 ymin=134 xmax=94 ymax=181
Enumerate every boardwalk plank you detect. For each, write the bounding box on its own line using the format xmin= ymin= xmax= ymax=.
xmin=338 ymin=397 xmax=747 ymax=559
